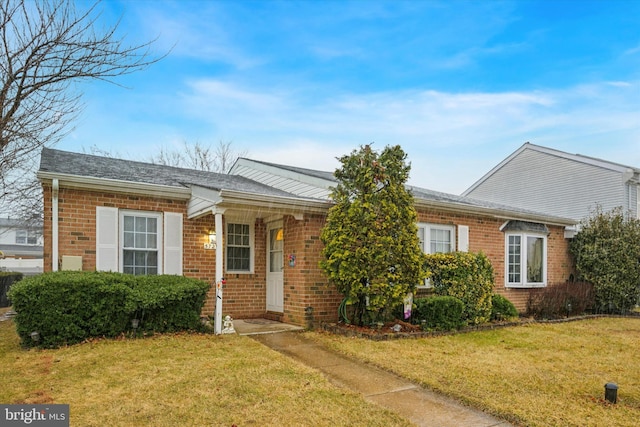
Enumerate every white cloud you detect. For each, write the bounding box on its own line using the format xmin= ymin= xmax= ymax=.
xmin=173 ymin=79 xmax=640 ymax=193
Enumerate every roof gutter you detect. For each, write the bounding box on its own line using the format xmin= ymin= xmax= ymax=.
xmin=414 ymin=198 xmax=576 ymax=227
xmin=218 ymin=189 xmax=331 ymax=213
xmin=37 ymin=171 xmax=192 ymax=200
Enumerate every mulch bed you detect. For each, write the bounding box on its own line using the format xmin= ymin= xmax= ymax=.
xmin=321 ymin=314 xmax=640 ymax=341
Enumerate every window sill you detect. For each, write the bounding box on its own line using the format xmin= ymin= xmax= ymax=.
xmin=505 ymin=283 xmax=547 ymax=289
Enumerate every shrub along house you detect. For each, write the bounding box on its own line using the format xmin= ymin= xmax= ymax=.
xmin=37 ymin=148 xmax=576 ymax=327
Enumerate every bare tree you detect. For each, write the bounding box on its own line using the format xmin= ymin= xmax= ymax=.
xmin=150 ymin=140 xmax=248 ymax=173
xmin=0 ymin=0 xmax=163 ymax=217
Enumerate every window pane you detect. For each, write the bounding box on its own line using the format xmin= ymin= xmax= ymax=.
xmin=135 ymin=217 xmax=146 ymax=232
xmin=430 ymin=228 xmax=452 ymax=253
xmin=122 ymin=213 xmax=159 ymax=276
xmin=147 ymin=218 xmax=157 ymax=233
xmin=147 ymin=234 xmax=157 ymax=249
xmin=135 ymin=233 xmax=146 ymax=248
xmin=123 ymin=216 xmax=134 ymax=232
xmin=227 ymin=223 xmax=251 ymax=271
xmin=508 ymin=235 xmax=521 ymax=283
xmin=527 ymin=236 xmax=544 ymax=283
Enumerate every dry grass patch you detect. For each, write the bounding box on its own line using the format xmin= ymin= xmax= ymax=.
xmin=308 ymin=317 xmax=640 ymax=427
xmin=0 ymin=319 xmax=409 ymax=427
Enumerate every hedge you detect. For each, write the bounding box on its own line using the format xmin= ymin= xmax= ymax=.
xmin=8 ymin=271 xmax=210 ymax=348
xmin=424 ymin=251 xmax=495 ymax=325
xmin=412 ymin=296 xmax=466 ymax=331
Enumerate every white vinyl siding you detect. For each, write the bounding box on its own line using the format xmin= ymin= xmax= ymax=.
xmin=505 ymin=232 xmax=547 ymax=288
xmin=465 ymin=147 xmax=625 ymax=221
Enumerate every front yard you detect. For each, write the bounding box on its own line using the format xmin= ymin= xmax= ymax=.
xmin=3 ymin=309 xmax=639 ymax=426
xmin=308 ymin=317 xmax=640 ymax=427
xmin=0 ymin=312 xmax=408 ymax=427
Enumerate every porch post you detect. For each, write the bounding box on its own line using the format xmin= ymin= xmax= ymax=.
xmin=214 ymin=212 xmax=223 ymax=334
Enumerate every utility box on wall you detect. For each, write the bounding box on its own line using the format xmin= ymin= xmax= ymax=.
xmin=61 ymin=255 xmax=83 ymax=271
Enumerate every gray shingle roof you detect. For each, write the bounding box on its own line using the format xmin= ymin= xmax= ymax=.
xmin=38 ymin=148 xmax=314 ymax=200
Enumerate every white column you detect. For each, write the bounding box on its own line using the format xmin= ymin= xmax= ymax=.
xmin=214 ymin=212 xmax=223 ymax=335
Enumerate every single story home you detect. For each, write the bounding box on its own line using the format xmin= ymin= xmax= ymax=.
xmin=37 ymin=148 xmax=577 ymax=326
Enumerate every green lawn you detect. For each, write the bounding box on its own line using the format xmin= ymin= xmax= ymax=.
xmin=0 ymin=317 xmax=409 ymax=427
xmin=307 ymin=317 xmax=640 ymax=427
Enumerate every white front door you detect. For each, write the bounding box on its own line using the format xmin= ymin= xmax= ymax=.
xmin=266 ymin=221 xmax=284 ymax=312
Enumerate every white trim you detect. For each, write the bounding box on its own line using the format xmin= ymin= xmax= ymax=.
xmin=119 ymin=210 xmax=163 ymax=275
xmin=52 ymin=179 xmax=59 ymax=271
xmin=96 ymin=206 xmax=119 ymax=272
xmin=504 ymin=231 xmax=547 ymax=288
xmin=417 ymin=222 xmax=456 ymax=288
xmin=225 ymin=221 xmax=255 ymax=274
xmin=163 ymin=212 xmax=183 ymax=275
xmin=457 ymin=225 xmax=469 ymax=252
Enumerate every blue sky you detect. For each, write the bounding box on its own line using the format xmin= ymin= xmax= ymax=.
xmin=61 ymin=0 xmax=640 ymax=194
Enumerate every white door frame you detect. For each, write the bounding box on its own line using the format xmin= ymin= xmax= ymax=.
xmin=266 ymin=220 xmax=284 ymax=312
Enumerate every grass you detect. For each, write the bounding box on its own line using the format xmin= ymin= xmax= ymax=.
xmin=0 ymin=317 xmax=409 ymax=427
xmin=307 ymin=317 xmax=640 ymax=427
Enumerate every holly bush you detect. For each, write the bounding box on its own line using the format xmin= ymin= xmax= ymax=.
xmin=570 ymin=207 xmax=640 ymax=313
xmin=424 ymin=251 xmax=495 ymax=325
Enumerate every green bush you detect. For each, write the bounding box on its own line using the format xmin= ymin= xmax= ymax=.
xmin=412 ymin=296 xmax=465 ymax=331
xmin=8 ymin=271 xmax=210 ymax=348
xmin=132 ymin=275 xmax=210 ymax=333
xmin=490 ymin=294 xmax=519 ymax=321
xmin=425 ymin=251 xmax=495 ymax=325
xmin=570 ymin=207 xmax=640 ymax=313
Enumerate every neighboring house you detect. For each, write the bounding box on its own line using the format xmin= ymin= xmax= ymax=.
xmin=463 ymin=142 xmax=640 ymax=223
xmin=0 ymin=217 xmax=44 ymax=275
xmin=37 ymin=148 xmax=576 ymax=326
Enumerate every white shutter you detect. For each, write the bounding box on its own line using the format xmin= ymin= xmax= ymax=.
xmin=457 ymin=225 xmax=469 ymax=252
xmin=96 ymin=207 xmax=119 ymax=271
xmin=164 ymin=212 xmax=183 ymax=275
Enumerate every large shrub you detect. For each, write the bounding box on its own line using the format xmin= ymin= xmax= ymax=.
xmin=320 ymin=145 xmax=427 ymax=325
xmin=8 ymin=271 xmax=210 ymax=348
xmin=425 ymin=251 xmax=494 ymax=325
xmin=570 ymin=207 xmax=640 ymax=313
xmin=412 ymin=296 xmax=465 ymax=331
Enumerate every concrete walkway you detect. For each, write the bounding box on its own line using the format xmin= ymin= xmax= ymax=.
xmin=251 ymin=330 xmax=513 ymax=427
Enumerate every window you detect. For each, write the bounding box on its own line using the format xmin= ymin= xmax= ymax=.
xmin=417 ymin=223 xmax=455 ymax=287
xmin=226 ymin=223 xmax=253 ymax=272
xmin=15 ymin=230 xmax=38 ymax=245
xmin=121 ymin=212 xmax=161 ymax=275
xmin=96 ymin=207 xmax=182 ymax=275
xmin=505 ymin=232 xmax=547 ymax=287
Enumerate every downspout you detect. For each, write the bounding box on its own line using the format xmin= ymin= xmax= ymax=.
xmin=52 ymin=179 xmax=59 ymax=271
xmin=214 ymin=211 xmax=224 ymax=334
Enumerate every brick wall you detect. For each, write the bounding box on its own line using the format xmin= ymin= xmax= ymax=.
xmin=41 ymin=184 xmax=269 ymax=320
xmin=42 ymin=182 xmax=573 ymax=324
xmin=415 ymin=208 xmax=573 ymax=311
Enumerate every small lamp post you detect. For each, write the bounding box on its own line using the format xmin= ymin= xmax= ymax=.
xmin=604 ymin=382 xmax=618 ymax=404
xmin=30 ymin=331 xmax=40 ymax=343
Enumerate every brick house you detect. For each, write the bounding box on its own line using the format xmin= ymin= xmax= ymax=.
xmin=37 ymin=148 xmax=576 ymax=326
